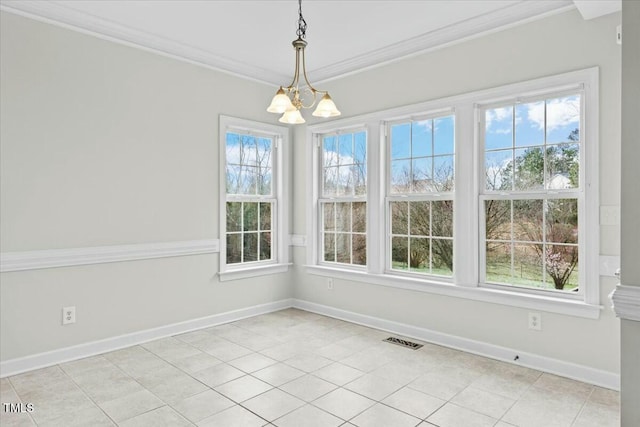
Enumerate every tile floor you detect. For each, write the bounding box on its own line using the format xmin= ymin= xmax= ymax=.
xmin=0 ymin=308 xmax=620 ymax=426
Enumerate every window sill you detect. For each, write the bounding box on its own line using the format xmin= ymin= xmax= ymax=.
xmin=304 ymin=265 xmax=602 ymax=319
xmin=219 ymin=263 xmax=291 ymax=282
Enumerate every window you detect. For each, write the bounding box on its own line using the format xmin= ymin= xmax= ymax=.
xmin=480 ymin=94 xmax=582 ymax=295
xmin=319 ymin=130 xmax=367 ymax=266
xmin=387 ymin=115 xmax=454 ymax=277
xmin=307 ymin=68 xmax=599 ymax=318
xmin=219 ymin=116 xmax=289 ymax=280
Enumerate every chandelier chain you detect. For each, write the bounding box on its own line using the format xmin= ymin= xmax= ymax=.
xmin=296 ymin=0 xmax=307 ymax=39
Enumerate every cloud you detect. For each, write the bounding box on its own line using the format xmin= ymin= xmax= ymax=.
xmin=526 ymin=97 xmax=580 ymax=132
xmin=485 ymin=107 xmax=512 ymax=131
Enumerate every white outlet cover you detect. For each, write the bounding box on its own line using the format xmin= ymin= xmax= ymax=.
xmin=62 ymin=306 xmax=76 ymax=325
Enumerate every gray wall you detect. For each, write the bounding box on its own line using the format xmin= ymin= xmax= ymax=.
xmin=293 ymin=10 xmax=621 ymax=375
xmin=0 ymin=11 xmax=291 ymax=361
xmin=620 ymin=1 xmax=640 ymax=424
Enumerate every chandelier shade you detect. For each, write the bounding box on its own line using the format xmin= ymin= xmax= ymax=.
xmin=267 ymin=0 xmax=340 ymax=124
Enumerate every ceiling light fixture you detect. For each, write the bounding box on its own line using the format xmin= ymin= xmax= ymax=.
xmin=267 ymin=0 xmax=341 ymax=124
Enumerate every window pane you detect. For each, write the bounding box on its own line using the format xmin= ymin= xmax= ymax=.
xmin=324 ymin=233 xmax=336 ymax=262
xmin=352 ymin=202 xmax=366 ymax=233
xmin=259 ymin=232 xmax=271 ymax=260
xmin=323 ymin=166 xmax=338 ymax=196
xmin=515 ymin=101 xmax=544 ymax=147
xmin=485 ymin=106 xmax=513 ymax=150
xmin=239 ymin=166 xmax=258 ymax=195
xmin=409 ymin=237 xmax=429 ymax=271
xmin=226 ymin=234 xmax=242 ymax=264
xmin=391 ymin=123 xmax=411 ymax=159
xmin=338 ymin=134 xmax=354 ymax=165
xmin=412 ymin=120 xmax=432 ymax=157
xmin=256 ymin=137 xmax=272 ymax=169
xmin=485 ymin=149 xmax=512 ymax=191
xmin=546 ymin=199 xmax=578 ymax=244
xmin=513 ymin=199 xmax=543 ymax=242
xmin=336 ymin=233 xmax=351 ymax=264
xmin=432 ymin=201 xmax=453 ymax=238
xmin=409 ymin=201 xmax=430 ymax=236
xmin=323 ymin=203 xmax=335 ymax=231
xmin=391 ymin=236 xmax=408 ymax=270
xmin=258 ymin=168 xmax=272 ymax=195
xmin=432 ymin=238 xmax=453 ymax=275
xmin=514 ymin=147 xmax=544 ymax=190
xmin=546 ymin=95 xmax=580 ymax=144
xmin=324 ymin=136 xmax=337 ymax=166
xmin=226 ymin=133 xmax=241 ymax=164
xmin=354 ymin=163 xmax=367 ymax=196
xmin=240 ymin=135 xmax=258 ymax=166
xmin=352 ymin=234 xmax=366 ymax=265
xmin=513 ymin=244 xmax=544 ymax=287
xmin=485 ymin=200 xmax=511 ymax=241
xmin=391 ymin=159 xmax=411 ymax=193
xmin=243 ymin=233 xmax=258 ymax=262
xmin=546 ymin=143 xmax=579 ymax=189
xmin=354 ymin=132 xmax=367 ymax=165
xmin=338 ymin=166 xmax=354 ymax=196
xmin=243 ymin=202 xmax=258 ymax=231
xmin=545 ymin=245 xmax=578 ymax=291
xmin=335 ymin=203 xmax=351 ymax=232
xmin=391 ymin=202 xmax=408 ymax=235
xmin=433 ymin=155 xmax=454 ymax=192
xmin=226 ymin=165 xmax=241 ymax=194
xmin=434 ymin=116 xmax=454 ymax=155
xmin=412 ymin=158 xmax=432 ymax=192
xmin=486 ymin=242 xmax=511 ymax=283
xmin=260 ymin=202 xmax=271 ymax=231
xmin=226 ymin=202 xmax=242 ymax=232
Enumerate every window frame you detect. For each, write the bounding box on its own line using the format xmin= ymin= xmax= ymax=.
xmin=219 ymin=115 xmax=290 ymax=281
xmin=305 ymin=68 xmax=599 ymax=318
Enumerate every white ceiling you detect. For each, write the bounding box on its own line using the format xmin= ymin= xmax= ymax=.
xmin=0 ymin=0 xmax=621 ymax=86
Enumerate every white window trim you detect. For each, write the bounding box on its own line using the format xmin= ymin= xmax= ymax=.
xmin=306 ymin=67 xmax=600 ymax=319
xmin=218 ymin=115 xmax=290 ymax=281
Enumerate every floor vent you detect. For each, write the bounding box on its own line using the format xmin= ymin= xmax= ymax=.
xmin=383 ymin=336 xmax=423 ymax=350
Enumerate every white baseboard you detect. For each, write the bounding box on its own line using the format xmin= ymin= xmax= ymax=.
xmin=0 ymin=298 xmax=293 ymax=378
xmin=293 ymin=299 xmax=620 ymax=390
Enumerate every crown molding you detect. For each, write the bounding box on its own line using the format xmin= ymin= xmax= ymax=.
xmin=2 ymin=0 xmax=575 ymax=87
xmin=309 ymin=1 xmax=576 ymax=84
xmin=0 ymin=0 xmax=288 ymax=86
xmin=0 ymin=240 xmax=219 ymax=272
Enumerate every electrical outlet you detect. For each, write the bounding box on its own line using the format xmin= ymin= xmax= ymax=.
xmin=62 ymin=306 xmax=76 ymax=325
xmin=528 ymin=312 xmax=542 ymax=331
xmin=327 ymin=278 xmax=333 ymax=290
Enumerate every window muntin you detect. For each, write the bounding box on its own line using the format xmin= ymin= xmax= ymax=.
xmin=225 ymin=131 xmax=276 ymax=266
xmin=482 ymin=93 xmax=582 ymax=293
xmin=387 ymin=115 xmax=454 ymax=277
xmin=320 ymin=130 xmax=367 ymax=266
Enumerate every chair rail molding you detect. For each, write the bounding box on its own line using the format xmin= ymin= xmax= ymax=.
xmin=610 ymin=284 xmax=640 ymax=322
xmin=0 ymin=239 xmax=220 ymax=273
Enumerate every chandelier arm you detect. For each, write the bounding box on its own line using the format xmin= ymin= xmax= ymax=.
xmin=300 ymin=46 xmax=323 ymax=95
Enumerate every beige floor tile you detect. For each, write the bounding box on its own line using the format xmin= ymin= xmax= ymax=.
xmin=73 ymin=368 xmax=144 ymax=403
xmin=99 ymin=389 xmax=164 ymax=422
xmin=202 ymin=339 xmax=253 ymax=361
xmin=60 ymin=355 xmax=115 ymax=378
xmin=214 ymin=375 xmax=273 ymax=402
xmin=38 ymin=405 xmax=115 ymax=427
xmin=119 ymin=405 xmax=192 ymax=427
xmin=9 ymin=366 xmax=69 ymax=395
xmin=279 ymin=374 xmax=337 ymax=402
xmin=502 ymin=386 xmax=586 ymax=427
xmin=228 ymin=353 xmax=278 ymax=373
xmin=191 ymin=363 xmax=245 ymax=387
xmin=0 ymin=409 xmax=36 ymax=427
xmin=171 ymin=389 xmax=235 ymax=423
xmin=588 ymin=386 xmax=620 ymax=407
xmin=315 ymin=343 xmax=359 ymax=361
xmin=260 ymin=342 xmax=307 ymax=361
xmin=197 ymin=404 xmax=267 ymax=427
xmin=532 ymin=373 xmax=593 ymax=400
xmin=242 ymin=388 xmax=305 ymax=421
xmin=350 ymin=403 xmax=421 ymax=427
xmin=343 ymin=373 xmax=404 ymax=401
xmin=382 ymin=387 xmax=445 ymax=419
xmin=19 ymin=382 xmax=96 ymax=425
xmin=283 ymin=353 xmax=333 ymax=373
xmin=142 ymin=337 xmax=202 ymax=362
xmin=408 ymin=372 xmax=468 ymax=400
xmin=313 ymin=362 xmax=365 ymax=386
xmin=144 ymin=374 xmax=209 ymax=405
xmin=312 ymin=388 xmax=375 ymax=421
xmin=252 ymin=363 xmax=305 ymax=387
xmin=273 ymin=404 xmax=343 ymax=427
xmin=340 ymin=350 xmax=393 ymax=373
xmin=369 ymin=361 xmax=423 ymax=385
xmin=450 ymin=386 xmax=516 ymax=419
xmin=573 ymin=401 xmax=620 ymax=427
xmin=471 ymin=367 xmax=540 ymax=399
xmin=171 ymin=352 xmax=223 ymax=374
xmin=427 ymin=402 xmax=497 ymax=427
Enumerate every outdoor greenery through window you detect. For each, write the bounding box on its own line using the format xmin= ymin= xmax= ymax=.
xmin=482 ymin=94 xmax=581 ymax=292
xmin=320 ymin=130 xmax=367 ymax=266
xmin=225 ymin=131 xmax=274 ymax=265
xmin=388 ymin=115 xmax=454 ymax=276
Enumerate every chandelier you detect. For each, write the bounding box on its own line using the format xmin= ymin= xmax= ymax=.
xmin=267 ymin=0 xmax=341 ymax=124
